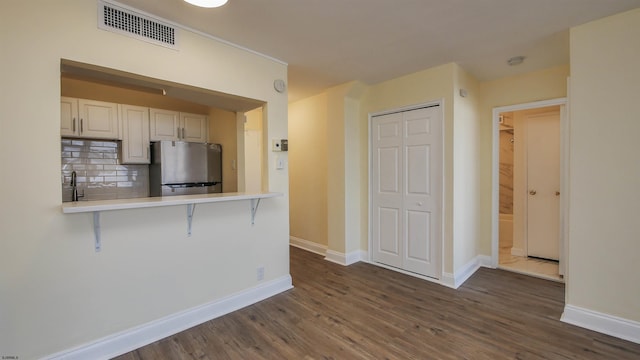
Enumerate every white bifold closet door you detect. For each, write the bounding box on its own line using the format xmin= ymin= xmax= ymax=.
xmin=371 ymin=105 xmax=442 ymax=279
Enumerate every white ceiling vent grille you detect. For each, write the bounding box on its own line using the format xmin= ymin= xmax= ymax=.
xmin=98 ymin=1 xmax=178 ymax=49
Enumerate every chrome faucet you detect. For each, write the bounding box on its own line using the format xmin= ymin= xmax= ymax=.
xmin=70 ymin=171 xmax=84 ymax=201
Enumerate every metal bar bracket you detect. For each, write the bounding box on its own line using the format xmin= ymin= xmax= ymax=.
xmin=186 ymin=203 xmax=196 ymax=236
xmin=93 ymin=212 xmax=102 ymax=252
xmin=250 ymin=198 xmax=261 ymax=225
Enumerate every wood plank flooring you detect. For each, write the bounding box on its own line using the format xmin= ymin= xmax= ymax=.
xmin=115 ymin=247 xmax=640 ymax=359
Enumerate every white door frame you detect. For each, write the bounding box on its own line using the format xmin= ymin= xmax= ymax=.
xmin=491 ymin=98 xmax=568 ymax=273
xmin=368 ymin=99 xmax=444 ymax=281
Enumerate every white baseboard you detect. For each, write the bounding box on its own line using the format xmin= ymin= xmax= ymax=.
xmin=324 ymin=249 xmax=366 ymax=266
xmin=289 ymin=236 xmax=327 ymax=256
xmin=511 ymin=247 xmax=525 ymax=257
xmin=441 ymin=255 xmax=492 ymax=289
xmin=46 ymin=275 xmax=293 ymax=360
xmin=561 ymin=304 xmax=640 ymax=344
xmin=289 ymin=237 xmax=365 ymax=266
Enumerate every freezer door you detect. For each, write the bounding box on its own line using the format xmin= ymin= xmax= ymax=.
xmin=207 ymin=143 xmax=222 ymax=183
xmin=160 ymin=141 xmax=208 ymax=184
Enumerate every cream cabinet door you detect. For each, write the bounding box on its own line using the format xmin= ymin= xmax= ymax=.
xmin=60 ymin=97 xmax=79 ymax=136
xmin=181 ymin=112 xmax=208 ymax=143
xmin=149 ymin=109 xmax=207 ymax=142
xmin=77 ymin=99 xmax=119 ymax=139
xmin=121 ymin=105 xmax=150 ymax=164
xmin=150 ymin=108 xmax=180 ymax=141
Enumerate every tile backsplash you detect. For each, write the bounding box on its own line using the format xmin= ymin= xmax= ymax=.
xmin=61 ymin=139 xmax=149 ymax=202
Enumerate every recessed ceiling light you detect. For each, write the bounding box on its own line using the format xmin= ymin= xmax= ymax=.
xmin=184 ymin=0 xmax=228 ymax=8
xmin=507 ymin=56 xmax=525 ymax=66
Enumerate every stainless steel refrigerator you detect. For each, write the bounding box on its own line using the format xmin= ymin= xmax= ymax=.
xmin=149 ymin=141 xmax=222 ymax=196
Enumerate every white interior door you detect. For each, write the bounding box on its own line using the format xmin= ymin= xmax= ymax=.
xmin=372 ymin=112 xmax=403 ymax=268
xmin=526 ymin=112 xmax=560 ymax=260
xmin=372 ymin=106 xmax=441 ymax=278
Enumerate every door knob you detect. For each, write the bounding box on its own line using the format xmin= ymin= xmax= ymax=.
xmin=555 ymin=191 xmax=560 ymax=196
xmin=529 ymin=190 xmax=537 ymax=195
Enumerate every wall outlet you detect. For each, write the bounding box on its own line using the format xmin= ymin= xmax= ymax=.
xmin=257 ymin=266 xmax=265 ymax=281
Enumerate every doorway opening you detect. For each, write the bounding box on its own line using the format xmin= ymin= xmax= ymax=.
xmin=491 ymin=99 xmax=568 ymax=282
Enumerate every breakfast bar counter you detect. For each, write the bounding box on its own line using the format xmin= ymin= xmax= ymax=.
xmin=61 ymin=192 xmax=284 ymax=252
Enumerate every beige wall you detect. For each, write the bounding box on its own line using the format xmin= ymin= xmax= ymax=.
xmin=326 ymin=81 xmax=367 ymax=255
xmin=0 ymin=1 xmax=288 ymax=358
xmin=244 ymin=107 xmax=266 ymax=192
xmin=567 ymin=8 xmax=640 ymax=322
xmin=478 ymin=65 xmax=569 ymax=255
xmin=245 ymin=108 xmax=264 ymax=131
xmin=209 ymin=108 xmax=239 ymax=192
xmin=452 ymin=65 xmax=482 ymax=270
xmin=289 ymin=93 xmax=329 ymax=246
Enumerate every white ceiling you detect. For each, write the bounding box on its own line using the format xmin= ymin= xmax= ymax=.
xmin=114 ymin=0 xmax=640 ymax=102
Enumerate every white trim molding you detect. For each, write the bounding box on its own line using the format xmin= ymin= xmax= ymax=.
xmin=325 ymin=249 xmax=366 ymax=266
xmin=561 ymin=304 xmax=640 ymax=344
xmin=289 ymin=238 xmax=366 ymax=266
xmin=441 ymin=255 xmax=493 ymax=289
xmin=289 ymin=236 xmax=327 ymax=256
xmin=46 ymin=275 xmax=293 ymax=360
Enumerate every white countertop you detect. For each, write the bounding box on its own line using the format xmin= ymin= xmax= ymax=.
xmin=61 ymin=192 xmax=284 ymax=214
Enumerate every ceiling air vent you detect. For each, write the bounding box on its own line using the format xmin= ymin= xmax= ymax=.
xmin=98 ymin=1 xmax=178 ymax=49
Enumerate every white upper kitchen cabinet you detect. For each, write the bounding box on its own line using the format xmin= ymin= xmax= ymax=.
xmin=60 ymin=97 xmax=78 ymax=137
xmin=149 ymin=108 xmax=180 ymax=141
xmin=150 ymin=108 xmax=208 ymax=143
xmin=121 ymin=104 xmax=150 ymax=164
xmin=60 ymin=97 xmax=119 ymax=139
xmin=180 ymin=113 xmax=208 ymax=143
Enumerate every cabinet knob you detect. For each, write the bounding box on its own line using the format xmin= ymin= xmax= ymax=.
xmin=529 ymin=190 xmax=537 ymax=195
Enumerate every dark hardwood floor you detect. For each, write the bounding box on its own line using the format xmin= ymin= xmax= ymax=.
xmin=115 ymin=247 xmax=640 ymax=359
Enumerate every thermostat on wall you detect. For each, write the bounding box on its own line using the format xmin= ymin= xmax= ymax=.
xmin=272 ymin=139 xmax=288 ymax=152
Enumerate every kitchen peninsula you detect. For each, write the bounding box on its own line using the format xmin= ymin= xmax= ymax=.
xmin=62 ymin=191 xmax=283 ymax=251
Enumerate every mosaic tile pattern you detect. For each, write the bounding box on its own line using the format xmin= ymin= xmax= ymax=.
xmin=61 ymin=139 xmax=148 ymax=202
xmin=499 ymin=129 xmax=514 ymax=214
